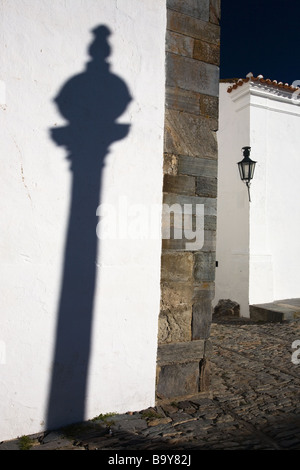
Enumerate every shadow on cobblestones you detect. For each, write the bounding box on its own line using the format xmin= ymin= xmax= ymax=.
xmin=2 ymin=401 xmax=300 ymax=451
xmin=2 ymin=318 xmax=300 ymax=451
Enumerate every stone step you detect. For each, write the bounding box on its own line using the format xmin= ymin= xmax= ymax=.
xmin=250 ymin=299 xmax=300 ymax=322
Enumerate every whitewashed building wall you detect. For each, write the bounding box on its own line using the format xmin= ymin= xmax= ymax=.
xmin=215 ymin=77 xmax=300 ymax=317
xmin=0 ymin=0 xmax=166 ymax=440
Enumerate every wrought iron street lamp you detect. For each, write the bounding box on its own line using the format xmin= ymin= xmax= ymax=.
xmin=237 ymin=146 xmax=256 ymax=202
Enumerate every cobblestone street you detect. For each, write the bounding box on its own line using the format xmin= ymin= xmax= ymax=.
xmin=206 ymin=318 xmax=300 ymax=450
xmin=2 ymin=318 xmax=300 ymax=451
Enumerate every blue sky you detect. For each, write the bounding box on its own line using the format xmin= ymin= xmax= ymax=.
xmin=220 ymin=0 xmax=300 ymax=85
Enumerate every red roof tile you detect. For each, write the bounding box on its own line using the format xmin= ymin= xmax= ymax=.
xmin=227 ymin=73 xmax=300 ymax=94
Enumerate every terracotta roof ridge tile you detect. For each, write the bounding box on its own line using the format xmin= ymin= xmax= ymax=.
xmin=227 ymin=73 xmax=299 ymax=94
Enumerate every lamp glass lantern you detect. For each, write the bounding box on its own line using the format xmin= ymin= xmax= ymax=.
xmin=237 ymin=146 xmax=256 ymax=201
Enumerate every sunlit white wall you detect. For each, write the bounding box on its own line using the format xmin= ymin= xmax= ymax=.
xmin=215 ymin=80 xmax=300 ymax=316
xmin=249 ymin=87 xmax=300 ymax=304
xmin=214 ymin=82 xmax=250 ymax=317
xmin=0 ymin=0 xmax=166 ymax=440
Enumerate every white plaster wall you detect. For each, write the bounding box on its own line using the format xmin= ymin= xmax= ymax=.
xmin=249 ymin=91 xmax=300 ymax=304
xmin=214 ymin=83 xmax=251 ymax=317
xmin=215 ymin=81 xmax=300 ymax=317
xmin=0 ymin=0 xmax=166 ymax=440
xmin=248 ymin=93 xmax=274 ymax=305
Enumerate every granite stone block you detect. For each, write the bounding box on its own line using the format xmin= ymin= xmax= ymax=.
xmin=178 ymin=155 xmax=217 ymax=177
xmin=164 ymin=108 xmax=218 ymax=159
xmin=167 ymin=10 xmax=220 ymax=45
xmin=193 ymin=39 xmax=220 ymax=66
xmin=196 ymin=176 xmax=217 ymax=197
xmin=167 ymin=0 xmax=210 ymax=22
xmin=194 ymin=251 xmax=216 ymax=281
xmin=166 ymin=52 xmax=219 ymax=97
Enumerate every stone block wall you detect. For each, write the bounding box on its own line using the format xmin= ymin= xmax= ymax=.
xmin=156 ymin=0 xmax=220 ymax=399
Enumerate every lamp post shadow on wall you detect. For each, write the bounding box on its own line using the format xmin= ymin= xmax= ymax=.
xmin=46 ymin=25 xmax=132 ymax=430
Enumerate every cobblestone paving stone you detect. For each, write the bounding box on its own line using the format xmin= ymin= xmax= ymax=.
xmin=2 ymin=318 xmax=300 ymax=451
